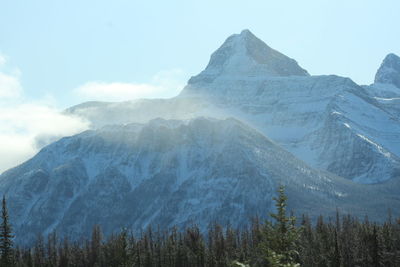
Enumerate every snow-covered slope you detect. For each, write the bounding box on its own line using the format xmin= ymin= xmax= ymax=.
xmin=188 ymin=29 xmax=308 ymax=85
xmin=67 ymin=31 xmax=400 ymax=184
xmin=1 ymin=117 xmax=397 ymax=244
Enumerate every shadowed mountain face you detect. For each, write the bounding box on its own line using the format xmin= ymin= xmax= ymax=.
xmin=1 ymin=30 xmax=400 ymax=244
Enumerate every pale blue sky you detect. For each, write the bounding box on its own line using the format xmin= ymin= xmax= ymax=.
xmin=1 ymin=0 xmax=400 ymax=107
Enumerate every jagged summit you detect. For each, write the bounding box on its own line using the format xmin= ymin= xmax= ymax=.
xmin=188 ymin=29 xmax=309 ymax=84
xmin=374 ymin=53 xmax=400 ymax=88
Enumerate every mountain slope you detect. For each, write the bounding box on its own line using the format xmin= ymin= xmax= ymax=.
xmin=67 ymin=76 xmax=400 ymax=183
xmin=1 ymin=117 xmax=396 ymax=244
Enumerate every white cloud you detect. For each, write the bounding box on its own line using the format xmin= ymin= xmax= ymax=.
xmin=0 ymin=104 xmax=88 ymax=137
xmin=0 ymin=71 xmax=22 ymax=99
xmin=0 ymin=56 xmax=89 ymax=173
xmin=0 ymin=58 xmax=187 ymax=173
xmin=0 ymin=102 xmax=89 ymax=173
xmin=74 ymin=68 xmax=186 ymax=102
xmin=0 ymin=134 xmax=35 ymax=173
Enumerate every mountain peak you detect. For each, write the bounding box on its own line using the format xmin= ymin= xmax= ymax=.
xmin=374 ymin=53 xmax=400 ymax=88
xmin=238 ymin=29 xmax=255 ymax=39
xmin=188 ymin=30 xmax=309 ymax=84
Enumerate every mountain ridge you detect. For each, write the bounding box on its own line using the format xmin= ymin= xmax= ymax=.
xmin=2 ymin=117 xmax=399 ymax=244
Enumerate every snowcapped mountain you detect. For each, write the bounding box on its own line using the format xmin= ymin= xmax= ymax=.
xmin=67 ymin=31 xmax=400 ymax=184
xmin=1 ymin=117 xmax=398 ymax=244
xmin=1 ymin=30 xmax=400 ymax=243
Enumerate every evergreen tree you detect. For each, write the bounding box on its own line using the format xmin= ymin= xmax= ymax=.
xmin=5 ymin=188 xmax=400 ymax=267
xmin=0 ymin=195 xmax=13 ymax=267
xmin=89 ymin=224 xmax=102 ymax=266
xmin=260 ymin=185 xmax=300 ymax=266
xmin=371 ymin=225 xmax=382 ymax=267
xmin=33 ymin=234 xmax=45 ymax=267
xmin=331 ymin=229 xmax=341 ymax=267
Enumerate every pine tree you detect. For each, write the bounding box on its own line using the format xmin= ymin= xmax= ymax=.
xmin=90 ymin=224 xmax=102 ymax=266
xmin=0 ymin=195 xmax=14 ymax=267
xmin=260 ymin=185 xmax=300 ymax=266
xmin=371 ymin=225 xmax=381 ymax=267
xmin=33 ymin=234 xmax=45 ymax=267
xmin=332 ymin=229 xmax=341 ymax=267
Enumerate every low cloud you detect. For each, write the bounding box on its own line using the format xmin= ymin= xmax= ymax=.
xmin=0 ymin=56 xmax=187 ymax=173
xmin=74 ymin=69 xmax=186 ymax=102
xmin=0 ymin=55 xmax=89 ymax=173
xmin=0 ymin=103 xmax=89 ymax=173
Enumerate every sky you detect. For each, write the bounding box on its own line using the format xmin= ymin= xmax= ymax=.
xmin=0 ymin=0 xmax=399 ymax=172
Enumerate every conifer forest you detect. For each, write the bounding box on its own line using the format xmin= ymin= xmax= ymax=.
xmin=0 ymin=187 xmax=399 ymax=267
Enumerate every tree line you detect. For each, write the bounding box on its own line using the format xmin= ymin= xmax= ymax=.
xmin=1 ymin=186 xmax=400 ymax=266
